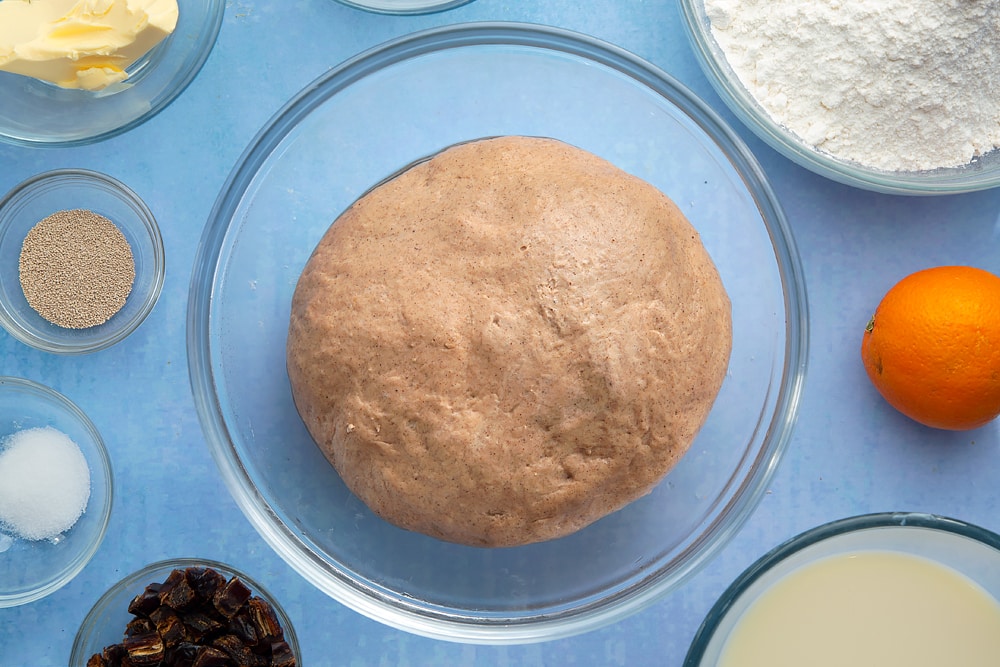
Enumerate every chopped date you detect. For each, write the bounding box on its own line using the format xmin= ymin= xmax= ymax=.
xmin=104 ymin=643 xmax=128 ymax=666
xmin=123 ymin=630 xmax=165 ymax=666
xmin=213 ymin=634 xmax=268 ymax=667
xmin=186 ymin=567 xmax=227 ymax=602
xmin=86 ymin=567 xmax=296 ymax=667
xmin=128 ymin=583 xmax=163 ymax=617
xmin=213 ymin=576 xmax=253 ymax=618
xmin=270 ymin=641 xmax=296 ymax=667
xmin=87 ymin=643 xmax=130 ymax=667
xmin=159 ymin=569 xmax=198 ymax=611
xmin=226 ymin=612 xmax=259 ymax=648
xmin=126 ymin=617 xmax=156 ymax=639
xmin=247 ymin=597 xmax=283 ymax=644
xmin=164 ymin=642 xmax=200 ymax=667
xmin=178 ymin=611 xmax=222 ymax=642
xmin=190 ymin=646 xmax=230 ymax=667
xmin=149 ymin=606 xmax=185 ymax=646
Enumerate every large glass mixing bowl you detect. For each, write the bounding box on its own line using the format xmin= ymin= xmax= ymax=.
xmin=187 ymin=22 xmax=808 ymax=643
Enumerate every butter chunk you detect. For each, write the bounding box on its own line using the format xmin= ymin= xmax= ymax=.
xmin=0 ymin=0 xmax=179 ymax=91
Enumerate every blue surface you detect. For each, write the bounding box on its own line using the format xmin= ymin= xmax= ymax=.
xmin=1 ymin=1 xmax=999 ymax=665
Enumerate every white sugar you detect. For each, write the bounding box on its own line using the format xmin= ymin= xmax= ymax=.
xmin=0 ymin=426 xmax=91 ymax=541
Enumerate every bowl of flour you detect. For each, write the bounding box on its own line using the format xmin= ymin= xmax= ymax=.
xmin=679 ymin=0 xmax=1000 ymax=194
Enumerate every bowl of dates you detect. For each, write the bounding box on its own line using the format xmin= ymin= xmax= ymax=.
xmin=69 ymin=558 xmax=299 ymax=667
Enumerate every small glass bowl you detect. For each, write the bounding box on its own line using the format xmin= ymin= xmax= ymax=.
xmin=0 ymin=0 xmax=224 ymax=147
xmin=0 ymin=376 xmax=113 ymax=608
xmin=332 ymin=0 xmax=475 ymax=14
xmin=69 ymin=558 xmax=301 ymax=667
xmin=0 ymin=169 xmax=165 ymax=355
xmin=677 ymin=0 xmax=1000 ymax=195
xmin=685 ymin=513 xmax=1000 ymax=665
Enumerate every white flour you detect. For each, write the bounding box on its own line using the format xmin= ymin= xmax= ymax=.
xmin=704 ymin=0 xmax=1000 ymax=172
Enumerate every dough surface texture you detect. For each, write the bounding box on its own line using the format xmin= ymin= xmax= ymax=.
xmin=287 ymin=136 xmax=732 ymax=547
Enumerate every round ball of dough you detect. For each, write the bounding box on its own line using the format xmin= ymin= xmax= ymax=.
xmin=287 ymin=136 xmax=731 ymax=547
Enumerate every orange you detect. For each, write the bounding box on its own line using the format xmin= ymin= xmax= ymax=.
xmin=861 ymin=265 xmax=1000 ymax=431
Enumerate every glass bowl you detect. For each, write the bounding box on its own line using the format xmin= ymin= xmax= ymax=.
xmin=685 ymin=513 xmax=1000 ymax=666
xmin=333 ymin=0 xmax=475 ymax=14
xmin=677 ymin=0 xmax=1000 ymax=195
xmin=0 ymin=169 xmax=165 ymax=355
xmin=69 ymin=558 xmax=300 ymax=667
xmin=187 ymin=22 xmax=808 ymax=643
xmin=0 ymin=376 xmax=113 ymax=608
xmin=0 ymin=0 xmax=224 ymax=147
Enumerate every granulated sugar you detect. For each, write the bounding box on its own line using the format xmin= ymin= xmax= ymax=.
xmin=0 ymin=426 xmax=91 ymax=541
xmin=705 ymin=0 xmax=1000 ymax=172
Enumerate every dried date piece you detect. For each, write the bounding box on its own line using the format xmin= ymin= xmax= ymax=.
xmin=227 ymin=611 xmax=259 ymax=649
xmin=179 ymin=611 xmax=223 ymax=643
xmin=213 ymin=634 xmax=268 ymax=667
xmin=186 ymin=567 xmax=227 ymax=603
xmin=123 ymin=630 xmax=165 ymax=666
xmin=164 ymin=642 xmax=200 ymax=667
xmin=159 ymin=569 xmax=198 ymax=612
xmin=213 ymin=576 xmax=253 ymax=618
xmin=125 ymin=617 xmax=156 ymax=641
xmin=149 ymin=606 xmax=185 ymax=647
xmin=103 ymin=643 xmax=128 ymax=667
xmin=247 ymin=597 xmax=284 ymax=645
xmin=190 ymin=646 xmax=231 ymax=667
xmin=128 ymin=583 xmax=164 ymax=617
xmin=271 ymin=641 xmax=296 ymax=667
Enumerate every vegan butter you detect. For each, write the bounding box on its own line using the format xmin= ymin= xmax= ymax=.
xmin=0 ymin=0 xmax=179 ymax=91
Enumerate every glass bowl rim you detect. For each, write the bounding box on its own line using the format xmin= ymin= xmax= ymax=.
xmin=0 ymin=375 xmax=114 ymax=608
xmin=0 ymin=167 xmax=166 ymax=355
xmin=676 ymin=0 xmax=1000 ymax=196
xmin=0 ymin=0 xmax=225 ymax=149
xmin=186 ymin=20 xmax=809 ymax=643
xmin=69 ymin=556 xmax=301 ymax=666
xmin=332 ymin=0 xmax=476 ymax=15
xmin=683 ymin=511 xmax=1000 ymax=665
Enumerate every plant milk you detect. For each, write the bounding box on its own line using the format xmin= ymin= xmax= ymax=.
xmin=719 ymin=550 xmax=1000 ymax=667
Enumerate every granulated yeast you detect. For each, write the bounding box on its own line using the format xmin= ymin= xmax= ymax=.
xmin=18 ymin=209 xmax=135 ymax=329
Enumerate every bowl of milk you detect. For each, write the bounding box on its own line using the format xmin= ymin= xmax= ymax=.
xmin=685 ymin=513 xmax=1000 ymax=667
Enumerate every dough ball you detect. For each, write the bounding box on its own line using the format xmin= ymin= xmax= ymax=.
xmin=287 ymin=136 xmax=731 ymax=547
